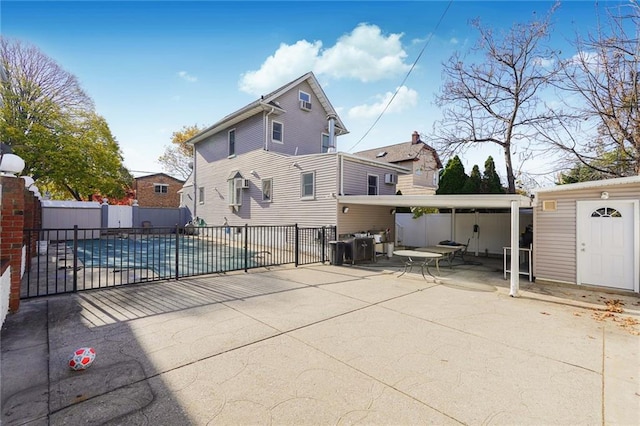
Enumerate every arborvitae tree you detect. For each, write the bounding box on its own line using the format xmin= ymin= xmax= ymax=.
xmin=482 ymin=156 xmax=504 ymax=193
xmin=462 ymin=165 xmax=482 ymax=193
xmin=436 ymin=155 xmax=468 ymax=194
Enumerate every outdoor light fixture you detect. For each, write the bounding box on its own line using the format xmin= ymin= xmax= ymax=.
xmin=390 ymin=208 xmax=396 ymax=215
xmin=342 ymin=206 xmax=349 ymax=214
xmin=0 ymin=153 xmax=25 ymax=177
xmin=601 ymin=191 xmax=609 ymax=200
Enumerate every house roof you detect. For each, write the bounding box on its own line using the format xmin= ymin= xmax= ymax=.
xmin=135 ymin=172 xmax=185 ymax=183
xmin=187 ymin=72 xmax=348 ymax=145
xmin=534 ymin=175 xmax=640 ymax=194
xmin=355 ymin=139 xmax=443 ymax=169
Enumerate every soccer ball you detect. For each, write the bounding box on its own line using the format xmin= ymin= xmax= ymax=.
xmin=69 ymin=347 xmax=96 ymax=371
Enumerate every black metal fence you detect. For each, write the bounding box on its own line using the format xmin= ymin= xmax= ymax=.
xmin=21 ymin=224 xmax=336 ymax=299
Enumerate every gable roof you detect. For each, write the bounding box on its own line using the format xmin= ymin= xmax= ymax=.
xmin=534 ymin=175 xmax=640 ymax=194
xmin=135 ymin=172 xmax=185 ymax=183
xmin=355 ymin=139 xmax=443 ymax=169
xmin=187 ymin=72 xmax=348 ymax=145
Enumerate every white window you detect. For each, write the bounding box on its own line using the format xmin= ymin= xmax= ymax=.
xmin=228 ymin=129 xmax=236 ymax=157
xmin=299 ymin=91 xmax=311 ymax=103
xmin=301 ymin=171 xmax=315 ymax=199
xmin=321 ymin=133 xmax=331 ymax=153
xmin=154 ymin=184 xmax=168 ymax=194
xmin=228 ymin=178 xmax=242 ymax=206
xmin=433 ymin=171 xmax=440 ymax=186
xmin=198 ymin=186 xmax=205 ymax=204
xmin=272 ymin=121 xmax=283 ymax=144
xmin=367 ymin=174 xmax=379 ymax=195
xmin=262 ymin=178 xmax=273 ymax=202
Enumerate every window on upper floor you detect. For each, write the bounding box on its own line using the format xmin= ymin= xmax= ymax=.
xmin=299 ymin=90 xmax=312 ymax=111
xmin=198 ymin=186 xmax=205 ymax=204
xmin=368 ymin=174 xmax=379 ymax=195
xmin=433 ymin=171 xmax=440 ymax=187
xmin=228 ymin=129 xmax=236 ymax=157
xmin=154 ymin=184 xmax=168 ymax=194
xmin=301 ymin=171 xmax=315 ymax=199
xmin=262 ymin=178 xmax=273 ymax=202
xmin=321 ymin=133 xmax=332 ymax=153
xmin=272 ymin=121 xmax=283 ymax=144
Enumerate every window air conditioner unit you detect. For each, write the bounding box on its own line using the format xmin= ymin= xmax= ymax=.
xmin=299 ymin=100 xmax=312 ymax=111
xmin=236 ymin=178 xmax=249 ymax=189
xmin=384 ymin=173 xmax=397 ymax=184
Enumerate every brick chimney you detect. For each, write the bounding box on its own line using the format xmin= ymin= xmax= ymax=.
xmin=411 ymin=131 xmax=420 ymax=144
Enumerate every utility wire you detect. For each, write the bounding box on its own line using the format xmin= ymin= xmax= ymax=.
xmin=346 ymin=0 xmax=454 ymax=153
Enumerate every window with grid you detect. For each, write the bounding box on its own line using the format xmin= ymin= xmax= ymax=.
xmin=301 ymin=171 xmax=315 ymax=199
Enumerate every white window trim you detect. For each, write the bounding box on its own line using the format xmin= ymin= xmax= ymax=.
xmin=272 ymin=121 xmax=284 ymax=144
xmin=301 ymin=171 xmax=315 ymax=200
xmin=228 ymin=128 xmax=236 ymax=158
xmin=299 ymin=90 xmax=311 ymax=103
xmin=198 ymin=186 xmax=205 ymax=204
xmin=262 ymin=178 xmax=273 ymax=202
xmin=367 ymin=173 xmax=379 ymax=196
xmin=228 ymin=178 xmax=242 ymax=207
xmin=321 ymin=133 xmax=331 ymax=153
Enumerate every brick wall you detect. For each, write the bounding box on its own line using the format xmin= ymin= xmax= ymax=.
xmin=135 ymin=174 xmax=183 ymax=208
xmin=1 ymin=177 xmax=25 ymax=312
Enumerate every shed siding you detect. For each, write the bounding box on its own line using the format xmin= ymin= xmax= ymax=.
xmin=534 ymin=182 xmax=640 ymax=285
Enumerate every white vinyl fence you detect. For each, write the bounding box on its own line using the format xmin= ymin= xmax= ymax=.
xmin=396 ymin=211 xmax=533 ymax=255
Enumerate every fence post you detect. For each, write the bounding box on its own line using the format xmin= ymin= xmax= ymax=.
xmin=294 ymin=224 xmax=299 ymax=267
xmin=175 ymin=224 xmax=180 ymax=280
xmin=73 ymin=225 xmax=78 ymax=292
xmin=321 ymin=227 xmax=326 ymax=263
xmin=244 ymin=224 xmax=249 ymax=272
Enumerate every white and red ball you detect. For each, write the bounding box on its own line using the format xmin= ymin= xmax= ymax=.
xmin=69 ymin=347 xmax=96 ymax=371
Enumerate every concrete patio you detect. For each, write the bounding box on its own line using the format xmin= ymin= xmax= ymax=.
xmin=2 ymin=260 xmax=639 ymax=425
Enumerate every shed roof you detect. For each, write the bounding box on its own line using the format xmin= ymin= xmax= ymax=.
xmin=355 ymin=140 xmax=443 ymax=169
xmin=534 ymin=176 xmax=640 ymax=194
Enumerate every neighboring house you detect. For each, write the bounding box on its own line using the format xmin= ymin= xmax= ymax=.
xmin=533 ymin=175 xmax=640 ymax=293
xmin=185 ymin=72 xmax=409 ymax=238
xmin=355 ymin=131 xmax=443 ymax=195
xmin=134 ymin=173 xmax=184 ymax=208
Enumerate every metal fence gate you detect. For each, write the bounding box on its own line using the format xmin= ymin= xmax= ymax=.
xmin=21 ymin=224 xmax=336 ymax=299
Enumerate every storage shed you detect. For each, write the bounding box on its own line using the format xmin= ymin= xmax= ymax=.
xmin=533 ymin=176 xmax=640 ymax=293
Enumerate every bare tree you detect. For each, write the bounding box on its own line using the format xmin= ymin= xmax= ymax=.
xmin=158 ymin=124 xmax=204 ymax=180
xmin=548 ymin=0 xmax=639 ymax=177
xmin=433 ymin=4 xmax=561 ymax=193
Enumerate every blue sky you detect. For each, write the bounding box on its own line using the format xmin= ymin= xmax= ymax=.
xmin=2 ymin=1 xmax=620 ymax=187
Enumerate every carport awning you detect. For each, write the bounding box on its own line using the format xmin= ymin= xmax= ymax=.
xmin=337 ymin=194 xmax=532 ymax=209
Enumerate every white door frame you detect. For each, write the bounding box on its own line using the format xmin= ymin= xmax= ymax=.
xmin=576 ymin=199 xmax=639 ymax=292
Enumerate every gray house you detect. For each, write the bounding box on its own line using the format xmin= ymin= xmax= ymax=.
xmin=533 ymin=176 xmax=640 ymax=293
xmin=355 ymin=131 xmax=443 ymax=195
xmin=185 ymin=72 xmax=409 ymax=238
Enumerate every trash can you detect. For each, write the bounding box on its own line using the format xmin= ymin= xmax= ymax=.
xmin=328 ymin=241 xmax=345 ymax=265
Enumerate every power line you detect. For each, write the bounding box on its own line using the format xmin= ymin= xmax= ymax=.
xmin=346 ymin=0 xmax=454 ymax=153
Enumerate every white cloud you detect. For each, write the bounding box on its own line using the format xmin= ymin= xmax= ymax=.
xmin=238 ymin=23 xmax=411 ymax=95
xmin=534 ymin=57 xmax=555 ymax=68
xmin=347 ymin=86 xmax=418 ymax=120
xmin=449 ymin=37 xmax=459 ymax=45
xmin=239 ymin=40 xmax=322 ymax=95
xmin=178 ymin=71 xmax=197 ymax=83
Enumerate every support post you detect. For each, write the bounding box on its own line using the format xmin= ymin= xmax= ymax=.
xmin=510 ymin=200 xmax=520 ymax=297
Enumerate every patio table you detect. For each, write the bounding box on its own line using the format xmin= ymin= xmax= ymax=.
xmin=393 ymin=250 xmax=443 ymax=279
xmin=416 ymin=245 xmax=466 ymax=267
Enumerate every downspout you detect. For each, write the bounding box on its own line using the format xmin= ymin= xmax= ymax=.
xmin=264 ymin=107 xmax=275 ymax=151
xmin=192 ymin=144 xmax=197 ymax=220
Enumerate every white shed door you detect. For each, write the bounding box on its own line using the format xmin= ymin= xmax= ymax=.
xmin=577 ymin=201 xmax=636 ymax=290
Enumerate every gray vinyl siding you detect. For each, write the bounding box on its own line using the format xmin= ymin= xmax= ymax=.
xmin=342 ymin=160 xmax=398 ymax=196
xmin=196 ymin=114 xmax=265 ymax=162
xmin=534 ymin=182 xmax=640 ymax=285
xmin=194 ymin=150 xmax=339 ymax=227
xmin=268 ymin=81 xmax=330 ymax=156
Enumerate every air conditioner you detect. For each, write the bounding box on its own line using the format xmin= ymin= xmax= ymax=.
xmin=299 ymin=100 xmax=312 ymax=111
xmin=236 ymin=178 xmax=249 ymax=189
xmin=384 ymin=173 xmax=397 ymax=184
